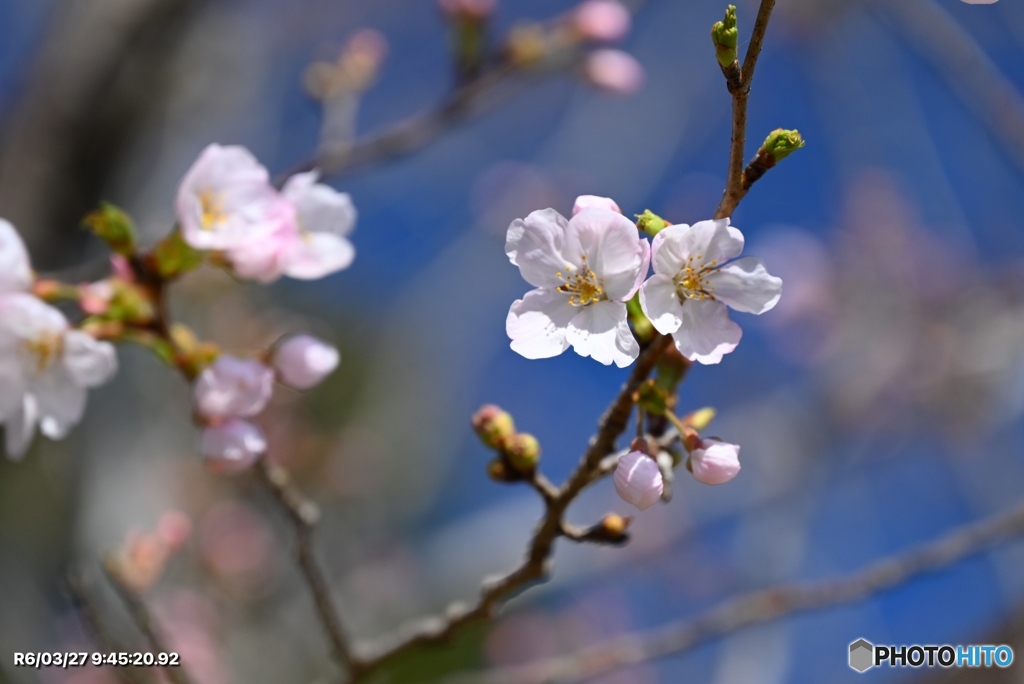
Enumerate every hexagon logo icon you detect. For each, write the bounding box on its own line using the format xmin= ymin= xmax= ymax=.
xmin=849 ymin=638 xmax=875 ymax=673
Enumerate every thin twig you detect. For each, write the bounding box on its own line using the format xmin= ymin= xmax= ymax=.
xmin=448 ymin=496 xmax=1024 ymax=683
xmin=103 ymin=567 xmax=193 ymax=684
xmin=255 ymin=459 xmax=361 ymax=676
xmin=66 ymin=571 xmax=150 ymax=684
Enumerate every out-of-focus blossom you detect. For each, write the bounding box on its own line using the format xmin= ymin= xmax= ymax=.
xmin=582 ymin=49 xmax=645 ymax=95
xmin=640 ymin=219 xmax=782 ymax=364
xmin=193 ymin=355 xmax=273 ymax=419
xmin=506 ymin=203 xmax=650 ymax=367
xmin=200 ymin=419 xmax=267 ymax=474
xmin=176 ymin=144 xmax=291 ymax=251
xmin=961 ymin=0 xmax=998 ymax=4
xmin=689 ymin=438 xmax=741 ymax=485
xmin=614 ymin=450 xmax=663 ymax=510
xmin=199 ymin=501 xmax=277 ymax=596
xmin=112 ymin=511 xmax=192 ymax=592
xmin=572 ymin=194 xmax=621 ymax=216
xmin=0 ymin=222 xmax=117 ymax=460
xmin=572 ymin=1 xmax=631 ymax=42
xmin=272 ymin=334 xmax=340 ymax=390
xmin=437 ymin=0 xmax=496 ymax=20
xmin=305 ymin=29 xmax=390 ymax=99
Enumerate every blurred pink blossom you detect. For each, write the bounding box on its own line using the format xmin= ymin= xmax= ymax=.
xmin=273 ymin=334 xmax=340 ymax=390
xmin=200 ymin=419 xmax=266 ymax=474
xmin=573 ymin=1 xmax=631 ymax=42
xmin=582 ymin=49 xmax=644 ymax=95
xmin=193 ymin=355 xmax=273 ymax=419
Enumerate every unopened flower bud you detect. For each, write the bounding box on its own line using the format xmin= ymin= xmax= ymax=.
xmin=506 ymin=432 xmax=540 ymax=472
xmin=273 ymin=335 xmax=340 ymax=390
xmin=613 ymin=450 xmax=663 ymax=510
xmin=472 ymin=404 xmax=515 ymax=449
xmin=487 ymin=457 xmax=516 ymax=482
xmin=711 ymin=5 xmax=739 ymax=69
xmin=759 ymin=129 xmax=805 ymax=163
xmin=83 ymin=203 xmax=137 ymax=256
xmin=573 ymin=195 xmax=622 ymax=216
xmin=572 ymin=0 xmax=631 ymax=42
xmin=582 ymin=49 xmax=644 ymax=95
xmin=599 ymin=512 xmax=630 ymax=537
xmin=635 ymin=209 xmax=668 ymax=236
xmin=194 ymin=355 xmax=274 ymax=419
xmin=688 ymin=438 xmax=740 ymax=485
xmin=684 ymin=406 xmax=716 ymax=432
xmin=201 ymin=419 xmax=267 ymax=475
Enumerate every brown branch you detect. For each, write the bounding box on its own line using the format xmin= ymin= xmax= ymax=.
xmin=449 ymin=497 xmax=1024 ymax=684
xmin=255 ymin=459 xmax=360 ymax=676
xmin=714 ymin=0 xmax=777 ymax=220
xmin=352 ymin=335 xmax=673 ymax=679
xmin=103 ymin=567 xmax=193 ymax=684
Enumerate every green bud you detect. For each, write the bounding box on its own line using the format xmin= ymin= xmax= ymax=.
xmin=151 ymin=230 xmax=204 ymax=279
xmin=505 ymin=433 xmax=540 ymax=472
xmin=685 ymin=407 xmax=716 ymax=432
xmin=635 ymin=209 xmax=668 ymax=237
xmin=472 ymin=404 xmax=516 ymax=450
xmin=759 ymin=129 xmax=805 ymax=163
xmin=711 ymin=5 xmax=739 ymax=69
xmin=83 ymin=203 xmax=137 ymax=256
xmin=626 ymin=293 xmax=654 ymax=342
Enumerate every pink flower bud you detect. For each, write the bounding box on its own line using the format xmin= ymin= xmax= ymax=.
xmin=200 ymin=419 xmax=266 ymax=474
xmin=614 ymin=450 xmax=663 ymax=510
xmin=573 ymin=0 xmax=631 ymax=42
xmin=689 ymin=438 xmax=741 ymax=485
xmin=572 ymin=195 xmax=622 ymax=216
xmin=582 ymin=49 xmax=644 ymax=95
xmin=193 ymin=355 xmax=274 ymax=419
xmin=272 ymin=335 xmax=340 ymax=390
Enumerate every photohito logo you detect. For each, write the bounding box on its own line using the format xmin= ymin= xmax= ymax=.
xmin=848 ymin=638 xmax=1014 ymax=673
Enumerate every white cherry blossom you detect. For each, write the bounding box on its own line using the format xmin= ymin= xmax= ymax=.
xmin=176 ymin=144 xmax=292 ymax=251
xmin=0 ymin=219 xmax=32 ymax=295
xmin=640 ymin=218 xmax=781 ymax=364
xmin=689 ymin=438 xmax=741 ymax=485
xmin=506 ymin=201 xmax=650 ymax=367
xmin=614 ymin=450 xmax=663 ymax=510
xmin=193 ymin=355 xmax=274 ymax=420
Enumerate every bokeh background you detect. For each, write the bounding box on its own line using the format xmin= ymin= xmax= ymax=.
xmin=2 ymin=0 xmax=1024 ymax=682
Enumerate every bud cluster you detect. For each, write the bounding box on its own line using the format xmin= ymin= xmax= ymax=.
xmin=472 ymin=404 xmax=541 ymax=481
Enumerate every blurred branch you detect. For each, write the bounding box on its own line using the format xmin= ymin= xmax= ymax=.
xmin=715 ymin=0 xmax=777 ymax=220
xmin=103 ymin=566 xmax=193 ymax=684
xmin=66 ymin=571 xmax=150 ymax=684
xmin=447 ymin=496 xmax=1024 ymax=683
xmin=255 ymin=459 xmax=358 ymax=674
xmin=867 ymin=0 xmax=1024 ymax=177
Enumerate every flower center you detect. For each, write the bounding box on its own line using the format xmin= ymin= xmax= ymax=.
xmin=555 ymin=255 xmax=605 ymax=306
xmin=199 ymin=189 xmax=227 ymax=231
xmin=674 ymin=255 xmax=718 ymax=301
xmin=24 ymin=332 xmax=63 ymax=372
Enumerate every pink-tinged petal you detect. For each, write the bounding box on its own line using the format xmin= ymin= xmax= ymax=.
xmin=628 ymin=238 xmax=651 ymax=298
xmin=573 ymin=0 xmax=632 ymax=42
xmin=565 ymin=300 xmax=637 ymax=367
xmin=690 ymin=439 xmax=741 ymax=485
xmin=4 ymin=395 xmax=37 ymax=460
xmin=282 ymin=172 xmax=357 ymax=238
xmin=690 ymin=219 xmax=745 ymax=266
xmin=671 ymin=299 xmax=742 ymax=365
xmin=227 ymin=227 xmax=295 ymax=283
xmin=564 ymin=209 xmax=646 ymax=301
xmin=506 ymin=288 xmax=574 ymax=360
xmin=639 ymin=273 xmax=684 ymax=335
xmin=572 ymin=195 xmax=621 ymax=216
xmin=273 ymin=335 xmax=340 ymax=390
xmin=706 ymin=256 xmax=782 ymax=314
xmin=614 ymin=451 xmax=663 ymax=510
xmin=506 ymin=209 xmax=571 ymax=289
xmin=652 ymin=220 xmax=744 ymax=275
xmin=0 ymin=219 xmax=32 ymax=295
xmin=283 ymin=232 xmax=356 ymax=280
xmin=201 ymin=419 xmax=266 ymax=475
xmin=650 ymin=224 xmax=690 ymax=275
xmin=63 ymin=331 xmax=118 ymax=388
xmin=0 ymin=293 xmax=67 ymax=340
xmin=193 ymin=355 xmax=274 ymax=419
xmin=961 ymin=0 xmax=998 ymax=4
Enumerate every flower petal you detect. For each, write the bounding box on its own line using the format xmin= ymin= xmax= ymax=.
xmin=0 ymin=219 xmax=32 ymax=295
xmin=564 ymin=209 xmax=646 ymax=300
xmin=614 ymin=451 xmax=663 ymax=510
xmin=506 ymin=288 xmax=574 ymax=360
xmin=282 ymin=171 xmax=357 ymax=237
xmin=283 ymin=232 xmax=356 ymax=279
xmin=63 ymin=331 xmax=118 ymax=388
xmin=651 ymin=219 xmax=743 ymax=275
xmin=33 ymin=369 xmax=86 ymax=440
xmin=4 ymin=394 xmax=38 ymax=460
xmin=572 ymin=195 xmax=621 ymax=216
xmin=690 ymin=439 xmax=741 ymax=485
xmin=639 ymin=273 xmax=684 ymax=335
xmin=706 ymin=256 xmax=782 ymax=314
xmin=671 ymin=299 xmax=742 ymax=365
xmin=506 ymin=209 xmax=570 ymax=289
xmin=565 ymin=300 xmax=637 ymax=367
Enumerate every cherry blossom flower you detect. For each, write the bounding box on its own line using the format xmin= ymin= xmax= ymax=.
xmin=200 ymin=419 xmax=267 ymax=474
xmin=272 ymin=334 xmax=340 ymax=390
xmin=573 ymin=0 xmax=631 ymax=42
xmin=572 ymin=195 xmax=621 ymax=216
xmin=506 ymin=201 xmax=650 ymax=367
xmin=193 ymin=355 xmax=273 ymax=420
xmin=640 ymin=219 xmax=782 ymax=364
xmin=582 ymin=49 xmax=644 ymax=95
xmin=689 ymin=438 xmax=741 ymax=485
xmin=0 ymin=219 xmax=32 ymax=294
xmin=176 ymin=144 xmax=292 ymax=252
xmin=613 ymin=450 xmax=663 ymax=510
xmin=226 ymin=171 xmax=357 ymax=283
